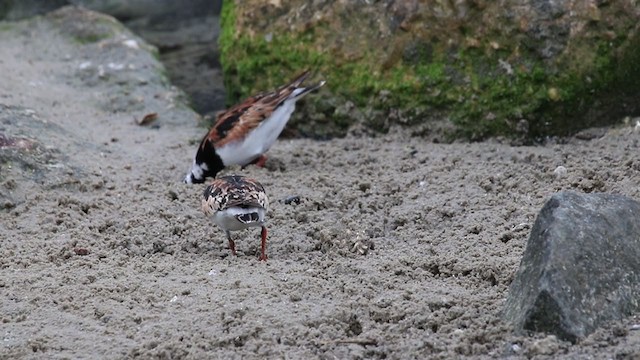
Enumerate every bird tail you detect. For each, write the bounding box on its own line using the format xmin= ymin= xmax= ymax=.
xmin=236 ymin=212 xmax=260 ymax=224
xmin=283 ymin=70 xmax=326 ymax=100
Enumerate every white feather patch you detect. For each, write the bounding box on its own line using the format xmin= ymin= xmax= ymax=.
xmin=216 ymin=98 xmax=298 ymax=166
xmin=213 ymin=207 xmax=266 ymax=231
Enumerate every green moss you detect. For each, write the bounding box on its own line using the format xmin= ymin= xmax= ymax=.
xmin=218 ymin=0 xmax=236 ymax=67
xmin=221 ymin=6 xmax=326 ymax=103
xmin=450 ymin=58 xmax=550 ymax=138
xmin=220 ymin=2 xmax=640 ymax=139
xmin=222 ymin=29 xmax=450 ymax=107
xmin=222 ymin=2 xmax=461 ymax=133
xmin=73 ymin=33 xmax=109 ymax=44
xmin=524 ymin=35 xmax=640 ymax=137
xmin=0 ymin=22 xmax=13 ymax=32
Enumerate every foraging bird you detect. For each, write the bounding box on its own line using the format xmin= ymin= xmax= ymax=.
xmin=201 ymin=175 xmax=270 ymax=261
xmin=184 ymin=70 xmax=325 ymax=184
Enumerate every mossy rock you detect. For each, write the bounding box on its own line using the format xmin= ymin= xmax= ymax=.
xmin=219 ymin=1 xmax=640 ymax=140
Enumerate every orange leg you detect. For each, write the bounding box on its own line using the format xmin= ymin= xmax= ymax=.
xmin=253 ymin=154 xmax=268 ymax=168
xmin=259 ymin=226 xmax=268 ymax=261
xmin=226 ymin=231 xmax=237 ymax=256
xmin=241 ymin=155 xmax=267 ymax=170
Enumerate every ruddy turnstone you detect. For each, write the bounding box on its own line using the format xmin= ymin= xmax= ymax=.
xmin=184 ymin=70 xmax=325 ymax=184
xmin=201 ymin=175 xmax=270 ymax=261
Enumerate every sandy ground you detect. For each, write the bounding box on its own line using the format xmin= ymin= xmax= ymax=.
xmin=2 ymin=7 xmax=640 ymax=360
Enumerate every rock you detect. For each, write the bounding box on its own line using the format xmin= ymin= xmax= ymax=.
xmin=552 ymin=166 xmax=567 ymax=179
xmin=220 ymin=1 xmax=640 ymax=139
xmin=0 ymin=5 xmax=199 ymax=209
xmin=502 ymin=191 xmax=640 ymax=343
xmin=0 ymin=105 xmax=69 ymax=208
xmin=0 ymin=0 xmax=225 ymax=118
xmin=78 ymin=0 xmax=225 ymax=118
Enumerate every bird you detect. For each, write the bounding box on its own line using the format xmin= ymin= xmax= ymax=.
xmin=201 ymin=175 xmax=270 ymax=261
xmin=184 ymin=70 xmax=325 ymax=184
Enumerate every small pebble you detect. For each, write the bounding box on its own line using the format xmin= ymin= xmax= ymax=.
xmin=74 ymin=248 xmax=90 ymax=256
xmin=282 ymin=195 xmax=301 ymax=205
xmin=553 ymin=166 xmax=568 ymax=178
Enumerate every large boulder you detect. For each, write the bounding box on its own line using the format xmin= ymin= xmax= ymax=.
xmin=502 ymin=191 xmax=640 ymax=343
xmin=220 ymin=1 xmax=640 ymax=139
xmin=0 ymin=0 xmax=225 ymax=117
xmin=0 ymin=5 xmax=198 ymax=210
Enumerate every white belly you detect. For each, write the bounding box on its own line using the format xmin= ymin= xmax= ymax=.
xmin=216 ymin=98 xmax=297 ymax=166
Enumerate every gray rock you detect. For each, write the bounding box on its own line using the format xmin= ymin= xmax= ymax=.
xmin=503 ymin=191 xmax=640 ymax=343
xmin=0 ymin=0 xmax=225 ymax=117
xmin=74 ymin=0 xmax=225 ymax=117
xmin=0 ymin=105 xmax=71 ymax=209
xmin=0 ymin=6 xmax=199 ymax=210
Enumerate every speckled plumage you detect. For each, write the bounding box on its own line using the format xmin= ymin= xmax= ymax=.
xmin=184 ymin=70 xmax=325 ymax=184
xmin=202 ymin=175 xmax=270 ymax=261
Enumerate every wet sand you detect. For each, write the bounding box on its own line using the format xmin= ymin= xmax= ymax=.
xmin=2 ymin=8 xmax=640 ymax=359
